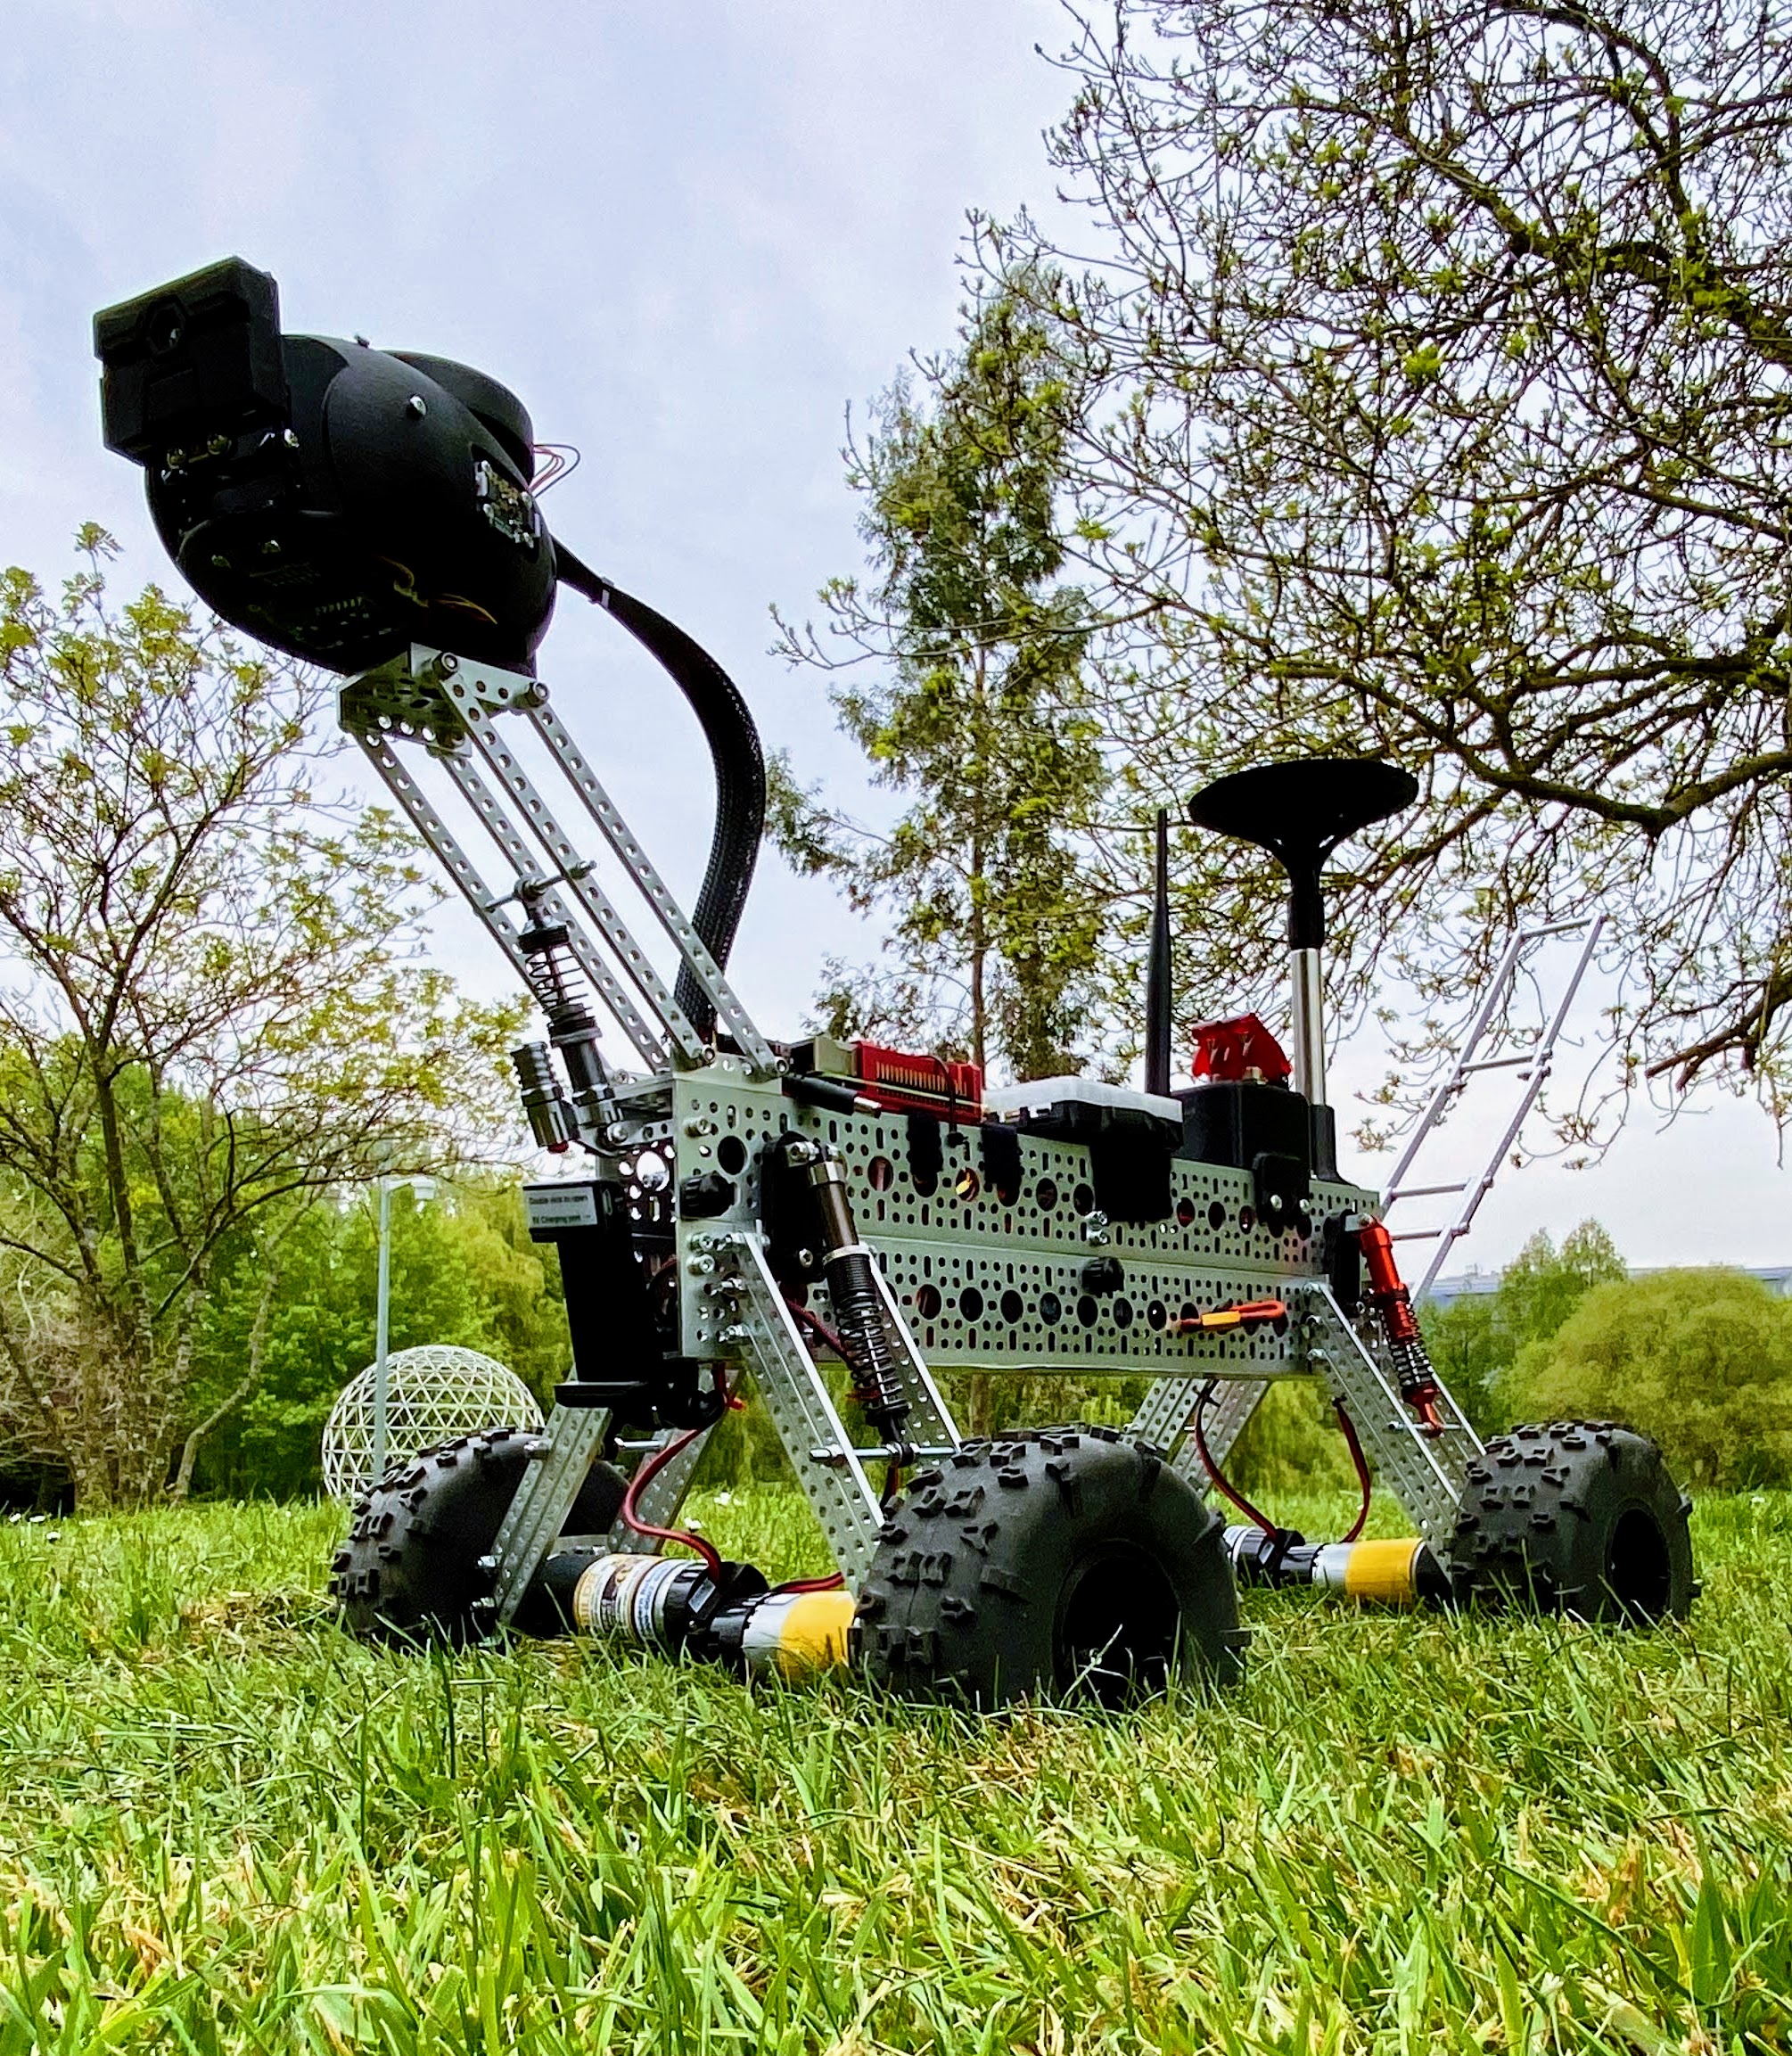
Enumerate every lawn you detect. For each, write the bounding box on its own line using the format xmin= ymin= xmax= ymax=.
xmin=0 ymin=1484 xmax=1784 ymax=2052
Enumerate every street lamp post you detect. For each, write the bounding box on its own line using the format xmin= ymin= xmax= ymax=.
xmin=371 ymin=1172 xmax=436 ymax=1483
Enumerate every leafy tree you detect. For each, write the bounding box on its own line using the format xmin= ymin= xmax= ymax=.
xmin=1508 ymin=1269 xmax=1792 ymax=1486
xmin=770 ymin=287 xmax=1109 ymax=1080
xmin=1420 ymin=1291 xmax=1502 ymax=1436
xmin=195 ymin=1179 xmax=571 ymax=1499
xmin=995 ymin=0 xmax=1792 ymax=1127
xmin=1421 ymin=1221 xmax=1626 ymax=1427
xmin=1494 ymin=1221 xmax=1629 ymax=1358
xmin=0 ymin=537 xmax=522 ymax=1508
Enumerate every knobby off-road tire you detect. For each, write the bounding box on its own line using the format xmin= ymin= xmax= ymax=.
xmin=330 ymin=1427 xmax=627 ymax=1646
xmin=1449 ymin=1420 xmax=1696 ymax=1624
xmin=855 ymin=1427 xmax=1246 ymax=1708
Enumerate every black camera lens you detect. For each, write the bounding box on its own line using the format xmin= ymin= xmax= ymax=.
xmin=145 ymin=300 xmax=185 ymax=357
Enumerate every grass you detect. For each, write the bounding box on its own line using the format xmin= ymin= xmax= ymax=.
xmin=0 ymin=1486 xmax=1784 ymax=2052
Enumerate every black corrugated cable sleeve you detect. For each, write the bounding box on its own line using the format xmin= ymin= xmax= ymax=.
xmin=552 ymin=541 xmax=764 ymax=1038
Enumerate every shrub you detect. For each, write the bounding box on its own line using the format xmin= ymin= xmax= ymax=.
xmin=1504 ymin=1269 xmax=1792 ymax=1488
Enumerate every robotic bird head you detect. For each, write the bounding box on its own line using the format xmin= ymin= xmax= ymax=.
xmin=95 ymin=257 xmax=557 ymax=676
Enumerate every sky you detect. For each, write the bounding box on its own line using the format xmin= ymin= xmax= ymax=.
xmin=3 ymin=0 xmax=1788 ymax=1274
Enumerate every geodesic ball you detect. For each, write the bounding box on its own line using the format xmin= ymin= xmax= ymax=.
xmin=321 ymin=1345 xmax=544 ymax=1502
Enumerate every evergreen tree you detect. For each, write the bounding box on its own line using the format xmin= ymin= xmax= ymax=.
xmin=770 ymin=286 xmax=1107 ymax=1081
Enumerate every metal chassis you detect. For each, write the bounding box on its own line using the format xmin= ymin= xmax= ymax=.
xmin=341 ymin=644 xmax=1484 ymax=1613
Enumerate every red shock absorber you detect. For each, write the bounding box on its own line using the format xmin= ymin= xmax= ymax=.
xmin=1355 ymin=1218 xmax=1445 ymax=1435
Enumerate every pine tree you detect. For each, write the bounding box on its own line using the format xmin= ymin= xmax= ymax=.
xmin=769 ymin=287 xmax=1106 ymax=1081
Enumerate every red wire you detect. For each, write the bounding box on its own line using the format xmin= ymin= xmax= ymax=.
xmin=786 ymin=1299 xmax=880 ymax=1407
xmin=620 ymin=1420 xmax=723 ymax=1578
xmin=1191 ymin=1379 xmax=1286 ymax=1535
xmin=775 ymin=1573 xmax=846 ymax=1594
xmin=1333 ymin=1401 xmax=1374 ymax=1546
xmin=788 ymin=1299 xmax=848 ymax=1356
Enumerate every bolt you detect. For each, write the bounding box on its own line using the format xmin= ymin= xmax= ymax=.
xmin=259 ymin=538 xmax=281 ymax=557
xmin=406 ymin=394 xmax=428 ymax=418
xmin=684 ymin=1117 xmax=718 ymax=1139
xmin=687 ymin=1254 xmax=716 ymax=1277
xmin=524 ymin=1439 xmax=553 ymax=1460
xmin=434 ymin=653 xmax=459 ymax=677
xmin=522 ymin=681 xmax=549 ymax=707
xmin=475 ymin=1554 xmax=500 ymax=1575
xmin=719 ymin=1325 xmax=751 ymax=1345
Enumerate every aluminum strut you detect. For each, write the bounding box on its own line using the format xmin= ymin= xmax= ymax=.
xmin=602 ymin=1423 xmax=716 ymax=1556
xmin=711 ymin=1234 xmax=887 ymax=1590
xmin=1127 ymin=1375 xmax=1270 ymax=1492
xmin=489 ymin=1402 xmax=614 ymax=1625
xmin=339 ymin=643 xmax=776 ymax=1079
xmin=1286 ymin=1280 xmax=1479 ymax=1552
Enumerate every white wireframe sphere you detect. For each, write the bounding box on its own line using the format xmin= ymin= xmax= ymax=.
xmin=321 ymin=1344 xmax=544 ymax=1502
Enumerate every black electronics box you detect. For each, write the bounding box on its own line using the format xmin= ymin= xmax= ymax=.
xmin=1015 ymin=1099 xmax=1181 ymax=1224
xmin=1177 ymin=1080 xmax=1311 ymax=1176
xmin=95 ymin=257 xmax=287 ymax=464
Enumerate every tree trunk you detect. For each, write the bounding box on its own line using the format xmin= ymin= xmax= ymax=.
xmin=169 ymin=1255 xmax=282 ymax=1500
xmin=966 ymin=1373 xmax=994 ymax=1438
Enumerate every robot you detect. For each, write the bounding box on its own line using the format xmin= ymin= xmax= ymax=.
xmin=95 ymin=259 xmax=1695 ymax=1704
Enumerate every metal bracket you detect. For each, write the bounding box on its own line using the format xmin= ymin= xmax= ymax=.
xmin=1127 ymin=1375 xmax=1270 ymax=1492
xmin=490 ymin=1402 xmax=612 ymax=1625
xmin=603 ymin=1423 xmax=715 ymax=1556
xmin=1286 ymin=1281 xmax=1478 ymax=1551
xmin=713 ymin=1233 xmax=887 ymax=1590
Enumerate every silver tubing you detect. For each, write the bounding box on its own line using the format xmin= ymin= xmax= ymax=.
xmin=1291 ymin=946 xmax=1327 ymax=1105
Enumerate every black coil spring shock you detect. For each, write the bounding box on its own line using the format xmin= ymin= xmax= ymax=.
xmin=518 ymin=918 xmax=607 ymax=1100
xmin=801 ymin=1153 xmax=911 ymax=1440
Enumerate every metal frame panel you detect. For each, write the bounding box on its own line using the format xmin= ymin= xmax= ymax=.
xmin=712 ymin=1236 xmax=888 ymax=1589
xmin=1286 ymin=1281 xmax=1479 ymax=1550
xmin=490 ymin=1404 xmax=613 ymax=1624
xmin=671 ymin=1071 xmax=1371 ymax=1378
xmin=1127 ymin=1375 xmax=1270 ymax=1492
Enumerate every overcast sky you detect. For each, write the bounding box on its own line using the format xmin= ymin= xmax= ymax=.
xmin=3 ymin=0 xmax=1788 ymax=1271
